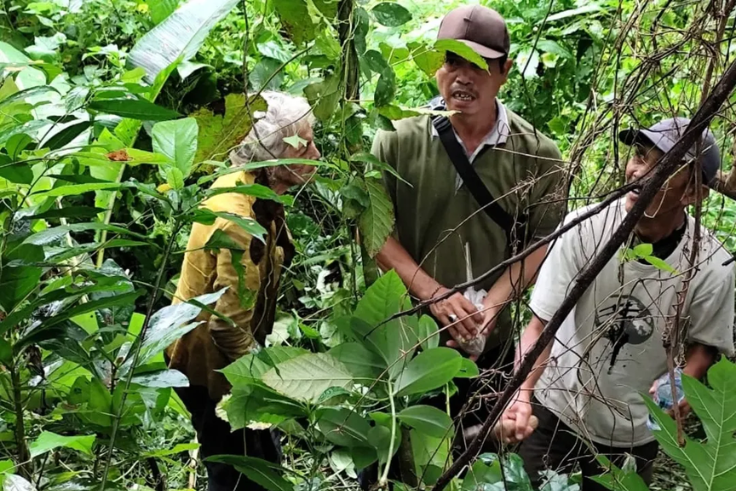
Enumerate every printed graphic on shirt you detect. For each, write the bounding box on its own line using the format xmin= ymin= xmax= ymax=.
xmin=594 ymin=295 xmax=655 ymax=369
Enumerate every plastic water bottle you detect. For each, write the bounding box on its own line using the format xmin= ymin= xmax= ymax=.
xmin=647 ymin=368 xmax=684 ymax=431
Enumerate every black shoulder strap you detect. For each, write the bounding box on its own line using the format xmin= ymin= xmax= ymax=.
xmin=432 ymin=115 xmax=526 ymax=249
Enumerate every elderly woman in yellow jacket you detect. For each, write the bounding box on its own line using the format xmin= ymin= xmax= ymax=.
xmin=166 ymin=91 xmax=319 ymax=491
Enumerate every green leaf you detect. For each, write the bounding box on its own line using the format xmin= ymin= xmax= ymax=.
xmin=588 ymin=455 xmax=645 ymax=491
xmin=303 ymin=74 xmax=340 ymax=122
xmin=317 ymin=407 xmax=372 ymax=447
xmin=26 ymin=206 xmax=106 ymax=220
xmin=374 ymin=69 xmax=396 ymax=107
xmin=359 ymin=177 xmax=395 ymax=257
xmin=417 ymin=315 xmax=439 ymax=350
xmin=22 ymin=223 xmax=147 ymax=246
xmin=29 ymin=431 xmax=96 ymax=458
xmin=0 ymin=159 xmax=33 ymax=185
xmin=206 ymin=184 xmax=290 ymax=204
xmin=546 ymin=4 xmax=603 ymax=22
xmin=152 ymin=117 xmax=198 ymax=177
xmin=272 ymin=0 xmax=317 ymax=46
xmin=434 ymin=39 xmax=488 ymax=71
xmin=368 ymin=424 xmax=400 ymax=464
xmin=262 ymin=353 xmax=353 ymax=403
xmin=151 ymin=0 xmax=179 ymax=24
xmin=223 ymin=383 xmax=305 ymax=429
xmin=328 ymin=342 xmax=385 ymax=380
xmin=190 ymin=209 xmax=268 ymax=243
xmin=0 ymin=244 xmax=43 ymax=312
xmin=350 ymin=271 xmax=420 ymax=378
xmin=456 ymin=357 xmax=480 ymax=378
xmin=221 ymin=353 xmax=271 ymax=386
xmin=536 ymin=40 xmax=574 ymax=60
xmin=643 ymin=256 xmax=677 ymax=274
xmin=632 ymin=243 xmax=653 ymax=256
xmin=394 ymin=348 xmax=462 ymax=397
xmin=131 ymin=369 xmax=189 ymax=388
xmin=643 ymin=358 xmax=736 ymax=491
xmin=164 ymin=167 xmax=185 ymax=190
xmin=409 ymin=41 xmax=444 ymax=76
xmin=142 ymin=442 xmax=199 ymax=458
xmin=0 ymin=339 xmax=11 ymax=365
xmin=43 ymin=121 xmax=91 ymax=150
xmin=372 ymin=2 xmax=412 ymax=27
xmin=206 ymin=455 xmax=292 ymax=491
xmin=412 ymin=429 xmax=451 ymax=486
xmin=31 ymin=182 xmax=122 ymax=198
xmin=88 ymin=99 xmax=181 ymax=121
xmin=191 ymin=93 xmax=266 ymax=163
xmin=397 ymin=405 xmax=452 ymax=438
xmin=129 ymin=0 xmax=240 ymax=83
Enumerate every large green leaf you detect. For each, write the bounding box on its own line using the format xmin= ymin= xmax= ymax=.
xmin=461 ymin=453 xmax=503 ymax=491
xmin=272 ymin=0 xmax=317 ymax=45
xmin=397 ymin=405 xmax=453 ymax=439
xmin=0 ymin=244 xmax=43 ymax=312
xmin=151 ymin=0 xmax=179 ymax=24
xmin=22 ymin=222 xmax=147 ymax=246
xmin=412 ymin=429 xmax=452 ymax=486
xmin=191 ymin=93 xmax=267 ymax=163
xmin=328 ymin=342 xmax=385 ymax=380
xmin=128 ymin=0 xmax=239 ymax=83
xmin=221 ymin=353 xmax=271 ymax=386
xmin=394 ymin=348 xmax=462 ymax=397
xmin=88 ymin=99 xmax=181 ymax=121
xmin=262 ymin=352 xmax=353 ymax=403
xmin=351 ymin=271 xmax=419 ymax=378
xmin=131 ymin=369 xmax=189 ymax=388
xmin=434 ymin=39 xmax=488 ymax=71
xmin=223 ymin=383 xmax=305 ymax=429
xmin=29 ymin=431 xmax=96 ymax=458
xmin=317 ymin=407 xmax=372 ymax=447
xmin=206 ymin=455 xmax=292 ymax=491
xmin=358 ymin=177 xmax=394 ymax=257
xmin=372 ymin=2 xmax=412 ymax=27
xmin=645 ymin=358 xmax=736 ymax=491
xmin=190 ymin=208 xmax=268 ymax=243
xmin=152 ymin=117 xmax=198 ymax=177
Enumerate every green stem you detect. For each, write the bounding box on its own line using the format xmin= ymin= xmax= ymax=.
xmin=95 ymin=163 xmax=127 ymax=268
xmin=10 ymin=363 xmax=31 ymax=480
xmin=98 ymin=221 xmax=180 ymax=490
xmin=379 ymin=381 xmax=397 ymax=487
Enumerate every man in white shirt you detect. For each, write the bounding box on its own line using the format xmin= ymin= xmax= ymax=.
xmin=503 ymin=118 xmax=735 ymax=489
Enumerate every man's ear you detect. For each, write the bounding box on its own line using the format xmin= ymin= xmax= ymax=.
xmin=503 ymin=58 xmax=513 ymax=78
xmin=682 ymin=184 xmax=709 ymax=207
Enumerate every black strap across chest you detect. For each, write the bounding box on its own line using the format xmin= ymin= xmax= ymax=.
xmin=431 ymin=115 xmax=526 ymax=251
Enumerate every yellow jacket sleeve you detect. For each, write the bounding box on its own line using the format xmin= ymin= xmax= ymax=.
xmin=208 ymin=221 xmax=262 ymax=361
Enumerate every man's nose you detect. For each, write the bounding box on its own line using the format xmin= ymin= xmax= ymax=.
xmin=455 ymin=68 xmax=473 ymax=85
xmin=310 ymin=144 xmax=321 ymax=160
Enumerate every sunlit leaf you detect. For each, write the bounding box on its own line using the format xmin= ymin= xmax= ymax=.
xmin=372 ymin=2 xmax=412 ymax=27
xmin=434 ymin=39 xmax=488 ymax=71
xmin=88 ymin=99 xmax=181 ymax=121
xmin=358 ymin=177 xmax=394 ymax=257
xmin=262 ymin=353 xmax=353 ymax=403
xmin=394 ymin=348 xmax=462 ymax=397
xmin=29 ymin=432 xmax=96 ymax=458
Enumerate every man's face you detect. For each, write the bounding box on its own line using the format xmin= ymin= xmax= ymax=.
xmin=435 ymin=52 xmax=511 ymax=117
xmin=276 ymin=124 xmax=320 ymax=186
xmin=624 ymin=142 xmax=696 ymax=216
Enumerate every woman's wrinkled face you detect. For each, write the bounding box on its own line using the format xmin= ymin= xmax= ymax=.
xmin=275 ymin=124 xmax=320 ymax=187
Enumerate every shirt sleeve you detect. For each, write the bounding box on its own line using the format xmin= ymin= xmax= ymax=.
xmin=208 ymin=221 xmax=262 ymax=361
xmin=527 ymin=142 xmax=566 ymax=240
xmin=529 ymin=213 xmax=583 ymax=322
xmin=687 ymin=266 xmax=735 ymax=357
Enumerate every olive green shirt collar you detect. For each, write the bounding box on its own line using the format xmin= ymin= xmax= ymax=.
xmin=430 ymin=99 xmax=510 ymax=189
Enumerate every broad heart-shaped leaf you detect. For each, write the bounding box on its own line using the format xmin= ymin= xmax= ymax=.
xmin=317 ymin=407 xmax=372 ymax=447
xmin=87 ymin=99 xmax=181 ymax=121
xmin=372 ymin=2 xmax=412 ymax=27
xmin=328 ymin=342 xmax=385 ymax=381
xmin=394 ymin=348 xmax=462 ymax=397
xmin=152 ymin=117 xmax=198 ymax=177
xmin=29 ymin=431 xmax=96 ymax=458
xmin=0 ymin=243 xmax=43 ymax=312
xmin=191 ymin=93 xmax=267 ymax=163
xmin=434 ymin=39 xmax=488 ymax=71
xmin=262 ymin=353 xmax=353 ymax=403
xmin=644 ymin=358 xmax=736 ymax=491
xmin=397 ymin=405 xmax=452 ymax=439
xmin=359 ymin=177 xmax=395 ymax=257
xmin=205 ymin=455 xmax=291 ymax=491
xmin=351 ymin=270 xmax=419 ymax=378
xmin=129 ymin=0 xmax=239 ymax=83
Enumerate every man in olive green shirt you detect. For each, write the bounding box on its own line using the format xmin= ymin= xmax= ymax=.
xmin=373 ymin=5 xmax=565 ymax=431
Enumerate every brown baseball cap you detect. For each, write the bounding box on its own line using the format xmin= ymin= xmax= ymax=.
xmin=437 ymin=5 xmax=510 ymax=59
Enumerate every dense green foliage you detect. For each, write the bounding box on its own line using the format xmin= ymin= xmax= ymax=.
xmin=0 ymin=0 xmax=735 ymax=490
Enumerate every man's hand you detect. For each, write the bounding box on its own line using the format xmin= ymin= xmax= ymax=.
xmin=430 ymin=287 xmax=482 ymax=343
xmin=502 ymin=391 xmax=536 ymax=443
